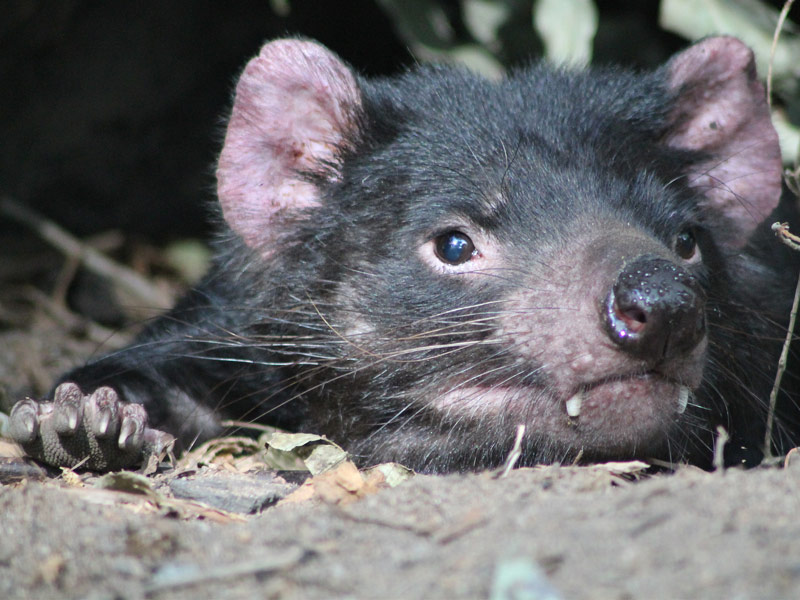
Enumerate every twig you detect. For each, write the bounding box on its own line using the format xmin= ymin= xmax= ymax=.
xmin=220 ymin=419 xmax=281 ymax=433
xmin=0 ymin=195 xmax=171 ymax=310
xmin=766 ymin=0 xmax=795 ymax=111
xmin=497 ymin=424 xmax=525 ymax=478
xmin=763 ymin=224 xmax=800 ymax=459
xmin=769 ymin=4 xmax=800 ymax=461
xmin=51 ymin=252 xmax=81 ymax=307
xmin=772 ymin=221 xmax=800 ymax=251
xmin=23 ymin=287 xmax=124 ymax=347
xmin=713 ymin=425 xmax=729 ymax=472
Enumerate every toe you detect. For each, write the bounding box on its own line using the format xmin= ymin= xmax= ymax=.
xmin=52 ymin=383 xmax=84 ymax=434
xmin=118 ymin=403 xmax=147 ymax=452
xmin=8 ymin=399 xmax=40 ymax=443
xmin=86 ymin=387 xmax=121 ymax=438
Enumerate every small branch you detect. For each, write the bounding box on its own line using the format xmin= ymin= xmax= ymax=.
xmin=220 ymin=420 xmax=281 ymax=434
xmin=497 ymin=424 xmax=525 ymax=478
xmin=0 ymin=195 xmax=171 ymax=310
xmin=772 ymin=221 xmax=800 ymax=251
xmin=765 ymin=7 xmax=799 ymax=461
xmin=23 ymin=287 xmax=124 ymax=347
xmin=766 ymin=0 xmax=795 ymax=110
xmin=764 ymin=223 xmax=800 ymax=460
xmin=713 ymin=426 xmax=729 ymax=472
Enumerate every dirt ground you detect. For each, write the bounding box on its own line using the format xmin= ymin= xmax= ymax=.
xmin=1 ymin=459 xmax=800 ymax=600
xmin=1 ymin=302 xmax=800 ymax=600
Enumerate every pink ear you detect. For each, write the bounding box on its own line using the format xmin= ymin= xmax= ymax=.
xmin=216 ymin=39 xmax=362 ymax=251
xmin=665 ymin=37 xmax=782 ymax=248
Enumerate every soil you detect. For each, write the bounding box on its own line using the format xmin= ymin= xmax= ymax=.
xmin=1 ymin=295 xmax=800 ymax=600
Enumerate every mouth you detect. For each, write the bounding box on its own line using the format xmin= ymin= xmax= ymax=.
xmin=563 ymin=372 xmax=692 ymax=419
xmin=430 ymin=371 xmax=696 ymax=460
xmin=432 ymin=371 xmax=694 ymax=421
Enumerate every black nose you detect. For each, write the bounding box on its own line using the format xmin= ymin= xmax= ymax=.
xmin=604 ymin=257 xmax=706 ymax=360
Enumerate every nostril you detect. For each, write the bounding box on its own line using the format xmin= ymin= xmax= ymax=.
xmin=615 ymin=302 xmax=647 ymax=332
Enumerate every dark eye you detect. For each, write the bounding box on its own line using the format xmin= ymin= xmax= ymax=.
xmin=434 ymin=231 xmax=475 ymax=265
xmin=675 ymin=227 xmax=697 ymax=260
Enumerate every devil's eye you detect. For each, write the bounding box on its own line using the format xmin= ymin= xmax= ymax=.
xmin=675 ymin=227 xmax=697 ymax=260
xmin=434 ymin=231 xmax=476 ymax=265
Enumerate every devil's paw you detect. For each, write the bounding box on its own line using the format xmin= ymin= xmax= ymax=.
xmin=8 ymin=382 xmax=175 ymax=471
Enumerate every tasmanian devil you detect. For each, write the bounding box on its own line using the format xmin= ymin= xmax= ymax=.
xmin=7 ymin=36 xmax=800 ymax=473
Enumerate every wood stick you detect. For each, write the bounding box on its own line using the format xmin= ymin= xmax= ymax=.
xmin=0 ymin=195 xmax=172 ymax=310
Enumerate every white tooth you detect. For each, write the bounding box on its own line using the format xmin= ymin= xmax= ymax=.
xmin=677 ymin=386 xmax=690 ymax=414
xmin=566 ymin=392 xmax=584 ymax=418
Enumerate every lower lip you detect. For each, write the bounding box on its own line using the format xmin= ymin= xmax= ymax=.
xmin=431 ymin=375 xmax=690 ymax=425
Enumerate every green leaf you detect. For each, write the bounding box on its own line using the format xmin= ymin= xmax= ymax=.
xmin=265 ymin=432 xmax=348 ymax=475
xmin=463 ymin=0 xmax=513 ymax=46
xmin=376 ymin=0 xmax=456 ymax=49
xmin=163 ymin=239 xmax=211 ymax=284
xmin=533 ymin=0 xmax=598 ymax=66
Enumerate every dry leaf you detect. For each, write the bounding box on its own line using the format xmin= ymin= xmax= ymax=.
xmin=280 ymin=460 xmax=388 ymax=506
xmin=180 ymin=436 xmax=263 ymax=469
xmin=362 ymin=462 xmax=415 ymax=487
xmin=0 ymin=438 xmax=25 ymax=458
xmin=588 ymin=460 xmax=650 ymax=476
xmin=95 ymin=471 xmax=158 ymax=497
xmin=266 ymin=432 xmax=348 ymax=475
xmin=60 ymin=467 xmax=83 ymax=487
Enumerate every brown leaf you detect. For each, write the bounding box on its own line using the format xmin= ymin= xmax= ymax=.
xmin=279 ymin=460 xmax=388 ymax=506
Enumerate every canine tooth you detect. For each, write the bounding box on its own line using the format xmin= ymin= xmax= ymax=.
xmin=677 ymin=386 xmax=690 ymax=414
xmin=566 ymin=392 xmax=584 ymax=418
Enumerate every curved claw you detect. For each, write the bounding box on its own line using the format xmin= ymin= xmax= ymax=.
xmin=86 ymin=387 xmax=121 ymax=438
xmin=118 ymin=403 xmax=147 ymax=452
xmin=143 ymin=428 xmax=177 ymax=463
xmin=8 ymin=399 xmax=41 ymax=444
xmin=52 ymin=383 xmax=84 ymax=434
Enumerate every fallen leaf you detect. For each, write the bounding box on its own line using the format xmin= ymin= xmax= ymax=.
xmin=588 ymin=460 xmax=651 ymax=476
xmin=362 ymin=462 xmax=415 ymax=487
xmin=0 ymin=458 xmax=48 ymax=483
xmin=0 ymin=438 xmax=25 ymax=458
xmin=95 ymin=471 xmax=157 ymax=497
xmin=266 ymin=432 xmax=348 ymax=475
xmin=280 ymin=460 xmax=388 ymax=506
xmin=180 ymin=436 xmax=263 ymax=470
xmin=60 ymin=467 xmax=83 ymax=487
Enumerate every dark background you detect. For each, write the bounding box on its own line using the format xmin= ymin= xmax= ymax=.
xmin=1 ymin=1 xmax=686 ymax=240
xmin=3 ymin=0 xmax=798 ymax=329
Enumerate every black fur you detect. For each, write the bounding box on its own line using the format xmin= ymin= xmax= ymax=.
xmin=30 ymin=45 xmax=800 ymax=473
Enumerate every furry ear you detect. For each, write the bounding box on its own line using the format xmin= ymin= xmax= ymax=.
xmin=216 ymin=39 xmax=362 ymax=251
xmin=664 ymin=36 xmax=781 ymax=248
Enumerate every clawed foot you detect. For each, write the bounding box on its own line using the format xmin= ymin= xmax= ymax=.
xmin=8 ymin=382 xmax=175 ymax=471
